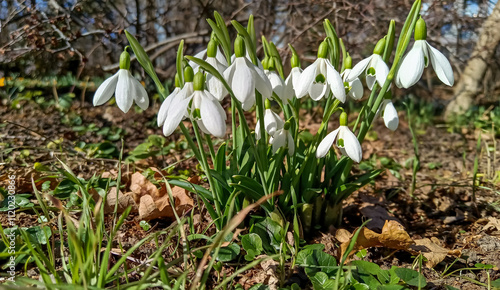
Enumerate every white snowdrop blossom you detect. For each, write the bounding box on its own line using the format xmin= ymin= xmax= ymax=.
xmin=223 ymin=36 xmax=272 ymax=110
xmin=346 ymin=38 xmax=389 ymax=91
xmin=160 ymin=81 xmax=194 ymax=137
xmin=295 ymin=41 xmax=345 ymax=102
xmin=396 ymin=18 xmax=454 ymax=88
xmin=93 ymin=50 xmax=148 ymax=113
xmin=190 ymin=89 xmax=227 ymax=138
xmin=342 ymin=68 xmax=363 ymax=100
xmin=204 ymin=41 xmax=229 ymax=101
xmin=255 ymin=108 xmax=284 ymax=140
xmin=269 ymin=127 xmax=295 ymax=155
xmin=285 ymin=66 xmax=302 ymax=98
xmin=190 ymin=46 xmax=227 ymax=72
xmin=377 ymin=99 xmax=399 ymax=131
xmin=265 ymin=69 xmax=287 ymax=102
xmin=316 ymin=112 xmax=362 ymax=163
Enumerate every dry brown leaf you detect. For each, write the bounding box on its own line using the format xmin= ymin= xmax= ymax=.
xmin=339 ymin=220 xmax=414 ymax=261
xmin=482 ymin=217 xmax=500 ymax=233
xmin=409 ymin=238 xmax=462 ymax=268
xmin=105 ymin=187 xmax=138 ymax=213
xmin=130 ymin=172 xmax=161 ymax=199
xmin=138 ymin=194 xmax=174 ymax=220
xmin=335 ymin=228 xmax=352 ymax=244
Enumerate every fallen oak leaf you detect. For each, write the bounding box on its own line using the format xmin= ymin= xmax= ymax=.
xmin=130 ymin=172 xmax=162 ymax=199
xmin=138 ymin=194 xmax=174 ymax=220
xmin=409 ymin=238 xmax=461 ymax=268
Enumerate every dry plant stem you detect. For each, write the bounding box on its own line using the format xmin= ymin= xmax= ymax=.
xmin=190 ymin=191 xmax=282 ymax=290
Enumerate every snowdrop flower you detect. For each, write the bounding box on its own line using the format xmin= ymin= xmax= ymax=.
xmin=396 ymin=18 xmax=454 ymax=88
xmin=190 ymin=72 xmax=227 ymax=138
xmin=204 ymin=40 xmax=228 ymax=101
xmin=157 ymin=74 xmax=181 ymax=127
xmin=93 ymin=49 xmax=148 ymax=113
xmin=270 ymin=127 xmax=294 ymax=154
xmin=161 ymin=67 xmax=195 ymax=136
xmin=295 ymin=40 xmax=345 ymax=102
xmin=255 ymin=107 xmax=284 ymax=140
xmin=224 ymin=35 xmax=272 ymax=110
xmin=285 ymin=53 xmax=302 ymax=98
xmin=346 ymin=37 xmax=389 ymax=91
xmin=316 ymin=112 xmax=362 ymax=163
xmin=190 ymin=45 xmax=227 ymax=72
xmin=341 ymin=54 xmax=363 ymax=100
xmin=377 ymin=96 xmax=399 ymax=131
xmin=264 ymin=57 xmax=288 ymax=102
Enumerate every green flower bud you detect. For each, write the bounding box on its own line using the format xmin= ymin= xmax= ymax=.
xmin=174 ymin=73 xmax=181 ymax=88
xmin=291 ymin=53 xmax=300 ymax=68
xmin=265 ymin=99 xmax=271 ymax=109
xmin=184 ymin=66 xmax=194 ymax=83
xmin=345 ymin=53 xmax=353 ymax=69
xmin=234 ymin=35 xmax=246 ymax=58
xmin=193 ymin=71 xmax=205 ymax=91
xmin=317 ymin=40 xmax=329 ymax=59
xmin=284 ymin=121 xmax=291 ymax=130
xmin=415 ymin=17 xmax=427 ymax=41
xmin=268 ymin=57 xmax=276 ymax=71
xmin=207 ymin=40 xmax=218 ymax=58
xmin=339 ymin=112 xmax=348 ymax=126
xmin=262 ymin=56 xmax=269 ymax=70
xmin=119 ymin=49 xmax=131 ymax=70
xmin=373 ymin=37 xmax=386 ymax=55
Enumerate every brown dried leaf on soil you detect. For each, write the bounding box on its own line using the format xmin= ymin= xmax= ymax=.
xmin=339 ymin=220 xmax=414 ymax=260
xmin=409 ymin=237 xmax=462 ymax=268
xmin=130 ymin=172 xmax=161 ymax=199
xmin=478 ymin=217 xmax=500 ymax=234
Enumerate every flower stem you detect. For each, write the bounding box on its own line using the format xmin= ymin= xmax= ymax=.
xmin=191 ymin=121 xmax=223 ymax=229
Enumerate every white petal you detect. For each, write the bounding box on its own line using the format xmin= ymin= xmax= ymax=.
xmin=398 ymin=41 xmax=425 ymax=88
xmin=163 ymin=96 xmax=191 ymax=136
xmin=207 ymin=57 xmax=227 ymax=75
xmin=373 ymin=55 xmax=390 ymax=90
xmin=295 ymin=61 xmax=318 ymax=98
xmin=200 ymin=92 xmax=226 ymax=138
xmin=255 ymin=120 xmax=261 ymax=140
xmin=316 ymin=128 xmax=340 ymax=158
xmin=207 ymin=74 xmax=228 ymax=101
xmin=346 ymin=56 xmax=372 ymax=82
xmin=131 ymin=77 xmax=149 ymax=110
xmin=93 ymin=72 xmax=119 ymax=106
xmin=308 ymin=82 xmax=328 ymax=101
xmin=325 ymin=59 xmax=346 ymax=103
xmin=286 ymin=131 xmax=295 ymax=155
xmin=339 ymin=126 xmax=362 ymax=163
xmin=270 ymin=130 xmax=286 ymax=154
xmin=189 ymin=49 xmax=207 ymax=72
xmin=426 ymin=41 xmax=454 ymax=86
xmin=250 ymin=59 xmax=273 ymax=98
xmin=157 ymin=91 xmax=176 ymax=126
xmin=241 ymin=99 xmax=255 ymax=111
xmin=115 ymin=69 xmax=134 ymax=113
xmin=264 ymin=109 xmax=284 ymax=135
xmin=268 ymin=71 xmax=286 ymax=100
xmin=231 ymin=58 xmax=255 ymax=104
xmin=215 ymin=47 xmax=228 ymax=67
xmin=383 ymin=101 xmax=399 ymax=131
xmin=366 ymin=74 xmax=377 ymax=91
xmin=348 ymin=78 xmax=364 ymax=100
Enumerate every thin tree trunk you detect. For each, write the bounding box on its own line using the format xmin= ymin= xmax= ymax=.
xmin=445 ymin=1 xmax=500 ymax=119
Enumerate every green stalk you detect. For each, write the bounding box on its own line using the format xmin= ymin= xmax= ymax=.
xmin=180 ymin=123 xmax=202 ymax=162
xmin=204 ymin=133 xmax=216 ymax=162
xmin=192 ymin=121 xmax=223 ymax=228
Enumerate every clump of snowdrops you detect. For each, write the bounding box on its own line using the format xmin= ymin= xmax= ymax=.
xmin=93 ymin=0 xmax=453 ymax=233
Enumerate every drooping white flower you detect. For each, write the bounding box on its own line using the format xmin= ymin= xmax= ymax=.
xmin=396 ymin=18 xmax=454 ymax=88
xmin=342 ymin=69 xmax=363 ymax=100
xmin=316 ymin=112 xmax=362 ymax=163
xmin=93 ymin=50 xmax=148 ymax=113
xmin=346 ymin=38 xmax=390 ymax=91
xmin=265 ymin=69 xmax=287 ymax=102
xmin=160 ymin=68 xmax=195 ymax=137
xmin=255 ymin=108 xmax=284 ymax=140
xmin=294 ymin=40 xmax=345 ymax=102
xmin=223 ymin=36 xmax=272 ymax=110
xmin=269 ymin=127 xmax=294 ymax=155
xmin=285 ymin=66 xmax=302 ymax=98
xmin=204 ymin=41 xmax=228 ymax=101
xmin=190 ymin=90 xmax=227 ymax=138
xmin=190 ymin=46 xmax=227 ymax=72
xmin=377 ymin=99 xmax=399 ymax=131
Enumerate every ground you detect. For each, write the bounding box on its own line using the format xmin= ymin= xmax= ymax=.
xmin=1 ymin=97 xmax=499 ymax=289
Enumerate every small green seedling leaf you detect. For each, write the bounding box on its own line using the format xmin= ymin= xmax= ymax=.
xmin=241 ymin=233 xmax=263 ymax=261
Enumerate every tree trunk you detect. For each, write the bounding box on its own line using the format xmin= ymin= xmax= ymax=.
xmin=445 ymin=1 xmax=500 ymax=119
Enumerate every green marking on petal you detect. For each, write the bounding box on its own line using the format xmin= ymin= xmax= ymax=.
xmin=367 ymin=67 xmax=376 ymax=75
xmin=315 ymin=74 xmax=326 ymax=83
xmin=338 ymin=138 xmax=345 ymax=147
